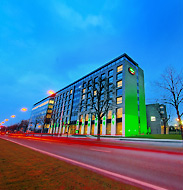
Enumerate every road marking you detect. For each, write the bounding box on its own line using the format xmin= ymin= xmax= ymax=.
xmin=3 ymin=138 xmax=168 ymax=190
xmin=90 ymin=148 xmax=111 ymax=153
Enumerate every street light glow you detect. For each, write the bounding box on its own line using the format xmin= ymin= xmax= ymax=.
xmin=21 ymin=108 xmax=28 ymax=112
xmin=5 ymin=119 xmax=9 ymax=121
xmin=11 ymin=115 xmax=16 ymax=118
xmin=47 ymin=90 xmax=55 ymax=95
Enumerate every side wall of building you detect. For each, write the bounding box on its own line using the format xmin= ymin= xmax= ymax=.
xmin=124 ymin=60 xmax=139 ymax=136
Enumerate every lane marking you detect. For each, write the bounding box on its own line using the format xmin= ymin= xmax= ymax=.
xmin=2 ymin=137 xmax=168 ymax=190
xmin=90 ymin=148 xmax=111 ymax=153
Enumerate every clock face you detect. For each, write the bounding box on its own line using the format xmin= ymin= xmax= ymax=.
xmin=128 ymin=67 xmax=135 ymax=75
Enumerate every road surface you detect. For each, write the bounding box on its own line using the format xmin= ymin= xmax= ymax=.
xmin=1 ymin=135 xmax=183 ymax=190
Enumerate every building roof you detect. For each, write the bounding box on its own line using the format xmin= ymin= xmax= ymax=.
xmin=33 ymin=53 xmax=138 ymax=106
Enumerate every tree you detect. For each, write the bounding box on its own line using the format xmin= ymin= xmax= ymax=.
xmin=19 ymin=120 xmax=29 ymax=132
xmin=155 ymin=67 xmax=183 ymax=138
xmin=81 ymin=76 xmax=116 ymax=140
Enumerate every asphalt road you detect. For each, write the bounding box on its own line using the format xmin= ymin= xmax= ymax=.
xmin=1 ymin=135 xmax=183 ymax=190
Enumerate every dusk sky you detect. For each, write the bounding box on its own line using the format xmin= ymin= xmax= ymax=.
xmin=0 ymin=0 xmax=182 ymax=126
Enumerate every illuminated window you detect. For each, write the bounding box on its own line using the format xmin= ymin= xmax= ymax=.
xmin=49 ymin=100 xmax=54 ymax=104
xmin=47 ymin=110 xmax=52 ymax=113
xmin=92 ymin=115 xmax=95 ymax=120
xmin=85 ymin=114 xmax=88 ymax=121
xmin=108 ymin=110 xmax=112 ymax=119
xmin=82 ymin=94 xmax=85 ymax=99
xmin=117 ymin=65 xmax=123 ymax=72
xmin=70 ymin=89 xmax=72 ymax=94
xmin=46 ymin=114 xmax=51 ymax=118
xmin=117 ymin=97 xmax=122 ymax=104
xmin=48 ymin=105 xmax=53 ymax=109
xmin=117 ymin=80 xmax=122 ymax=88
xmin=117 ymin=108 xmax=122 ymax=118
xmin=83 ymin=89 xmax=86 ymax=93
xmin=151 ymin=116 xmax=156 ymax=121
xmin=94 ymin=90 xmax=97 ymax=95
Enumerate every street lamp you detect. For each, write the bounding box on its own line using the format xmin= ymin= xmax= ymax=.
xmin=21 ymin=108 xmax=28 ymax=112
xmin=11 ymin=115 xmax=16 ymax=118
xmin=47 ymin=90 xmax=55 ymax=95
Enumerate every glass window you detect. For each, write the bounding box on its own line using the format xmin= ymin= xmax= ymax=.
xmin=116 ymin=88 xmax=122 ymax=96
xmin=83 ymin=83 xmax=86 ymax=88
xmin=70 ymin=89 xmax=72 ymax=94
xmin=108 ymin=110 xmax=112 ymax=119
xmin=117 ymin=97 xmax=122 ymax=104
xmin=87 ymin=98 xmax=90 ymax=104
xmin=109 ymin=84 xmax=113 ymax=91
xmin=101 ymin=73 xmax=105 ymax=79
xmin=117 ymin=65 xmax=123 ymax=72
xmin=108 ymin=70 xmax=113 ymax=76
xmin=94 ymin=90 xmax=97 ymax=96
xmin=109 ymin=77 xmax=113 ymax=83
xmin=117 ymin=80 xmax=122 ymax=88
xmin=94 ymin=77 xmax=98 ymax=83
xmin=117 ymin=108 xmax=122 ymax=118
xmin=117 ymin=72 xmax=122 ymax=80
xmin=83 ymin=88 xmax=86 ymax=93
xmin=82 ymin=94 xmax=85 ymax=99
xmin=85 ymin=114 xmax=88 ymax=121
xmin=88 ymin=80 xmax=92 ymax=86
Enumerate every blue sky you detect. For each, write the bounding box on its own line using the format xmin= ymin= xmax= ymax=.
xmin=0 ymin=0 xmax=182 ymax=126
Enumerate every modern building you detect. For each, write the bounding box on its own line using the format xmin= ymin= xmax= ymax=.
xmin=28 ymin=94 xmax=55 ymax=132
xmin=29 ymin=53 xmax=147 ymax=137
xmin=146 ymin=103 xmax=168 ymax=134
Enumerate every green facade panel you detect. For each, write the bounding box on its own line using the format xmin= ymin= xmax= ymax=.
xmin=138 ymin=68 xmax=147 ymax=134
xmin=124 ymin=62 xmax=139 ymax=136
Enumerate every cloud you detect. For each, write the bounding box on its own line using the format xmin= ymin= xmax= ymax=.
xmin=50 ymin=1 xmax=112 ymax=31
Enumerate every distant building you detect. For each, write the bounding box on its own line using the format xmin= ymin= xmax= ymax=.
xmin=29 ymin=53 xmax=147 ymax=136
xmin=146 ymin=104 xmax=168 ymax=134
xmin=28 ymin=94 xmax=55 ymax=132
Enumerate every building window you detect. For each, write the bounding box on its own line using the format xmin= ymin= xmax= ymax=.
xmin=116 ymin=88 xmax=122 ymax=96
xmin=109 ymin=77 xmax=113 ymax=83
xmin=116 ymin=72 xmax=122 ymax=80
xmin=94 ymin=90 xmax=97 ymax=96
xmin=83 ymin=89 xmax=86 ymax=93
xmin=151 ymin=116 xmax=156 ymax=121
xmin=108 ymin=70 xmax=113 ymax=76
xmin=88 ymin=80 xmax=92 ymax=86
xmin=117 ymin=80 xmax=122 ymax=88
xmin=117 ymin=108 xmax=122 ymax=118
xmin=117 ymin=97 xmax=122 ymax=104
xmin=70 ymin=89 xmax=72 ymax=94
xmin=82 ymin=94 xmax=85 ymax=99
xmin=85 ymin=114 xmax=88 ymax=121
xmin=108 ymin=110 xmax=112 ymax=119
xmin=101 ymin=73 xmax=105 ymax=79
xmin=46 ymin=114 xmax=51 ymax=118
xmin=94 ymin=77 xmax=98 ymax=83
xmin=83 ymin=83 xmax=86 ymax=88
xmin=117 ymin=65 xmax=123 ymax=72
xmin=87 ymin=98 xmax=90 ymax=104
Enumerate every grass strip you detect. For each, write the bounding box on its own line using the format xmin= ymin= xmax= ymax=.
xmin=0 ymin=138 xmax=141 ymax=190
xmin=124 ymin=134 xmax=182 ymax=140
